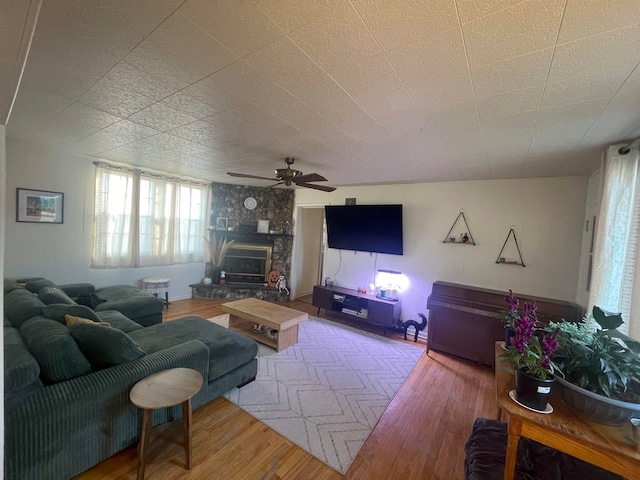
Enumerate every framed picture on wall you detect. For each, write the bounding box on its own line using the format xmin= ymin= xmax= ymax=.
xmin=257 ymin=219 xmax=269 ymax=233
xmin=216 ymin=217 xmax=228 ymax=230
xmin=16 ymin=188 xmax=64 ymax=224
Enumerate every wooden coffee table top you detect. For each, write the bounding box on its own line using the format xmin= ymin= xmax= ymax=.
xmin=221 ymin=298 xmax=307 ymax=331
xmin=130 ymin=368 xmax=203 ymax=410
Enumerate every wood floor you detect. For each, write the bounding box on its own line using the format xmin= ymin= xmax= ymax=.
xmin=77 ymin=296 xmax=498 ymax=480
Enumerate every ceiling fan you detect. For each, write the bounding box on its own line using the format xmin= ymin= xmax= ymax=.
xmin=227 ymin=157 xmax=336 ymax=192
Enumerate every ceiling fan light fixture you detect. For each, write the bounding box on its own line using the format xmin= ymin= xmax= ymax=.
xmin=228 ymin=157 xmax=335 ymax=192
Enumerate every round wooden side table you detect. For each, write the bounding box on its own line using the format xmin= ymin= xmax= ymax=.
xmin=130 ymin=368 xmax=203 ymax=480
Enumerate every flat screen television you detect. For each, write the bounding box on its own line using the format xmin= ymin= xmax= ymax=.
xmin=324 ymin=204 xmax=403 ymax=255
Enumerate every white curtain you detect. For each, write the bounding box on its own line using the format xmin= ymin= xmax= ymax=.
xmin=93 ymin=167 xmax=139 ymax=268
xmin=93 ymin=164 xmax=210 ymax=268
xmin=589 ymin=144 xmax=640 ymax=339
xmin=138 ymin=175 xmax=209 ymax=266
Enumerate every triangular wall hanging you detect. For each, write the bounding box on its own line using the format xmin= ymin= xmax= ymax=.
xmin=496 ymin=227 xmax=525 ymax=267
xmin=443 ymin=211 xmax=476 ymax=245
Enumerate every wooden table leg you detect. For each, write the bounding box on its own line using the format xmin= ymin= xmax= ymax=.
xmin=182 ymin=398 xmax=193 ymax=469
xmin=137 ymin=408 xmax=153 ymax=480
xmin=503 ymin=417 xmax=522 ymax=480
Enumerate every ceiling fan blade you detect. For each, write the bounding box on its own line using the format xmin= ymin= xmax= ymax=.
xmin=227 ymin=172 xmax=279 ymax=181
xmin=266 ymin=181 xmax=285 ymax=188
xmin=298 ymin=182 xmax=336 ymax=192
xmin=293 ymin=173 xmax=327 ymax=183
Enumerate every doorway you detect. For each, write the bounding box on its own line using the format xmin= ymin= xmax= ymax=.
xmin=290 ymin=206 xmax=325 ymax=299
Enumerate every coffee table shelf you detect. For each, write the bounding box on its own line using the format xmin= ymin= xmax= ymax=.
xmin=229 ymin=317 xmax=278 ymax=350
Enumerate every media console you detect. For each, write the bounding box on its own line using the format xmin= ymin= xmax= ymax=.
xmin=312 ymin=285 xmax=401 ymax=332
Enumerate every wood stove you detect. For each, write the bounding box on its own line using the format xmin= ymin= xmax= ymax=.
xmin=222 ymin=242 xmax=272 ymax=284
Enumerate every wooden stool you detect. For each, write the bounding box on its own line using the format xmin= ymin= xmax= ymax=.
xmin=141 ymin=277 xmax=170 ymax=308
xmin=130 ymin=368 xmax=203 ymax=480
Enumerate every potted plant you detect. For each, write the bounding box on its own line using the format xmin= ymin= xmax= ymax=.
xmin=204 ymin=235 xmax=234 ymax=284
xmin=501 ymin=296 xmax=560 ymax=412
xmin=549 ymin=306 xmax=640 ymax=425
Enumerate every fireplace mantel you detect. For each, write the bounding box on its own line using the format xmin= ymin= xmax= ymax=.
xmin=209 ymin=229 xmax=293 ymax=244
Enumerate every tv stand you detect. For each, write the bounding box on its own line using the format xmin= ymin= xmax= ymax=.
xmin=312 ymin=285 xmax=401 ymax=333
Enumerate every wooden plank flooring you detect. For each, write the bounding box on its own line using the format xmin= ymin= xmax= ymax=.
xmin=76 ymin=296 xmax=498 ymax=480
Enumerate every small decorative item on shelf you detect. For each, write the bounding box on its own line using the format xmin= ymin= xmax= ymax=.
xmin=219 ymin=271 xmax=226 ymax=285
xmin=203 ymin=277 xmax=212 ymax=285
xmin=500 ymin=291 xmax=560 ymax=412
xmin=442 ymin=210 xmax=476 ymax=244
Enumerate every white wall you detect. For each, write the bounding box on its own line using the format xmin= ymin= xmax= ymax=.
xmin=4 ymin=141 xmax=206 ymax=299
xmin=295 ymin=177 xmax=589 ymax=322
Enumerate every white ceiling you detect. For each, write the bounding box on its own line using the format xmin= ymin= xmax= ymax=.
xmin=4 ymin=0 xmax=640 ymax=187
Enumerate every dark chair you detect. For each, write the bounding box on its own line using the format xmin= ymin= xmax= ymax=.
xmin=465 ymin=418 xmax=625 ymax=480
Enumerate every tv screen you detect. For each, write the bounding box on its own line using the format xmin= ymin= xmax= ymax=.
xmin=324 ymin=204 xmax=403 ymax=255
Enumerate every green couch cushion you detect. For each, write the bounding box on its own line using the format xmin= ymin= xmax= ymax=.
xmin=129 ymin=316 xmax=258 ymax=381
xmin=4 ymin=326 xmax=42 ymax=394
xmin=69 ymin=323 xmax=146 ymax=369
xmin=24 ymin=278 xmax=57 ymax=293
xmin=94 ymin=285 xmax=164 ymax=319
xmin=59 ymin=283 xmax=96 ymax=298
xmin=4 ymin=288 xmax=46 ymax=329
xmin=4 ymin=280 xmax=23 ymax=296
xmin=20 ymin=316 xmax=92 ymax=384
xmin=42 ymin=304 xmax=101 ymax=323
xmin=38 ymin=286 xmax=77 ymax=305
xmin=94 ymin=310 xmax=144 ymax=333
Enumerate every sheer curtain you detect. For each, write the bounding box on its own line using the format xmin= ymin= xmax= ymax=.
xmin=138 ymin=175 xmax=209 ymax=266
xmin=93 ymin=167 xmax=139 ymax=268
xmin=589 ymin=144 xmax=640 ymax=339
xmin=93 ymin=164 xmax=210 ymax=268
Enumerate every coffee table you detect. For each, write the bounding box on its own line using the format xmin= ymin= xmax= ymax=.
xmin=221 ymin=298 xmax=307 ymax=351
xmin=130 ymin=368 xmax=203 ymax=480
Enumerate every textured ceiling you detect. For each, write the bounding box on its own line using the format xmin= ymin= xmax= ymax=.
xmin=5 ymin=0 xmax=640 ymax=187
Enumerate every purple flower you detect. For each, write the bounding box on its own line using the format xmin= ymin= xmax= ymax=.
xmin=502 ymin=294 xmax=557 ymax=377
xmin=504 ymin=289 xmax=519 ymax=313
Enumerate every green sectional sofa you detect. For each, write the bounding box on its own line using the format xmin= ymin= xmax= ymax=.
xmin=4 ymin=280 xmax=259 ymax=480
xmin=13 ymin=276 xmax=165 ymax=326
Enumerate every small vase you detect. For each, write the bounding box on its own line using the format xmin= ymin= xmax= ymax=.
xmin=515 ymin=368 xmax=554 ymax=411
xmin=504 ymin=324 xmax=516 ymax=347
xmin=211 ymin=267 xmax=221 ymax=284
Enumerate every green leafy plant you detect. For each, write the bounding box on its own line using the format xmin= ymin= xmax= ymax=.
xmin=550 ymin=306 xmax=640 ymax=401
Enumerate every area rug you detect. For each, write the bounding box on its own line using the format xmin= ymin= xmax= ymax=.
xmin=222 ymin=316 xmax=423 ymax=473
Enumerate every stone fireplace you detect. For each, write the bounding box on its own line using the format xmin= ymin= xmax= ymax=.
xmin=191 ymin=183 xmax=295 ymax=301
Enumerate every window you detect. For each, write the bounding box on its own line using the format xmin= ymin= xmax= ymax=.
xmin=92 ymin=163 xmax=210 ymax=268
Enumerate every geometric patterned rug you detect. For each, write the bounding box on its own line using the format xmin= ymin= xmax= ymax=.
xmin=223 ymin=316 xmax=423 ymax=473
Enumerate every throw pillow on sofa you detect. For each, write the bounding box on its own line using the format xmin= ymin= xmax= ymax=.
xmin=4 ymin=288 xmax=46 ymax=329
xmin=24 ymin=278 xmax=57 ymax=293
xmin=38 ymin=286 xmax=76 ymax=305
xmin=65 ymin=314 xmax=111 ymax=327
xmin=20 ymin=317 xmax=92 ymax=384
xmin=69 ymin=323 xmax=146 ymax=369
xmin=42 ymin=304 xmax=101 ymax=323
